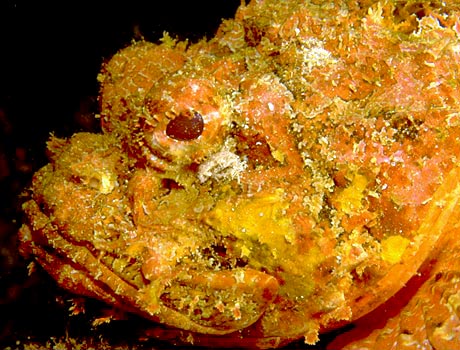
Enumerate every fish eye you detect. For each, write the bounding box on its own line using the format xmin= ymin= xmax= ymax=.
xmin=166 ymin=111 xmax=204 ymax=141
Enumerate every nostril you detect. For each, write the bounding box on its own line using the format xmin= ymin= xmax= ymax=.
xmin=166 ymin=111 xmax=204 ymax=141
xmin=161 ymin=178 xmax=183 ymax=191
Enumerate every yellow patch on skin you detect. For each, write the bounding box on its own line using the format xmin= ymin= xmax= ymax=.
xmin=206 ymin=188 xmax=295 ymax=257
xmin=335 ymin=173 xmax=369 ymax=215
xmin=380 ymin=235 xmax=411 ymax=264
xmin=271 ymin=149 xmax=286 ymax=164
xmin=206 ymin=189 xmax=321 ymax=299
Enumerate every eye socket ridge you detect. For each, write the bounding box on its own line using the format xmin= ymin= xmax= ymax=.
xmin=166 ymin=110 xmax=204 ymax=141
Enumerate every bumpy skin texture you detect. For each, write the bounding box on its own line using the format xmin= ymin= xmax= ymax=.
xmin=19 ymin=0 xmax=460 ymax=348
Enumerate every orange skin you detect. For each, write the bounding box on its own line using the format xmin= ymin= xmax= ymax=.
xmin=19 ymin=1 xmax=460 ymax=348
